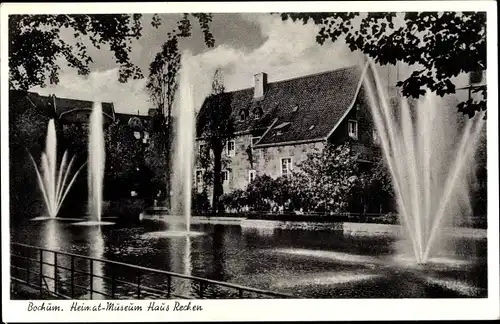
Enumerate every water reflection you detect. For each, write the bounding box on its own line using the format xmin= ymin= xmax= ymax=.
xmin=168 ymin=235 xmax=193 ymax=298
xmin=12 ymin=220 xmax=487 ymax=299
xmin=40 ymin=220 xmax=68 ymax=295
xmin=88 ymin=227 xmax=106 ymax=299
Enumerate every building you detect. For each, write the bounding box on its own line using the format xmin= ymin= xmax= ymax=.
xmin=9 ymin=90 xmax=153 ymax=143
xmin=10 ymin=90 xmax=116 ymax=125
xmin=194 ymin=65 xmax=380 ymax=195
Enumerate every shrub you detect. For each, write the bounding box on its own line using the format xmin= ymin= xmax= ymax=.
xmin=192 ymin=189 xmax=211 ymax=215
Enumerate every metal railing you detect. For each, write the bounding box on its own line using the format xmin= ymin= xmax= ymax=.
xmin=10 ymin=242 xmax=294 ymax=300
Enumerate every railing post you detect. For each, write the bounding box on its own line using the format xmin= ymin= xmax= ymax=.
xmin=26 ymin=248 xmax=30 ymax=285
xmin=167 ymin=275 xmax=171 ymax=299
xmin=111 ymin=271 xmax=116 ymax=299
xmin=89 ymin=259 xmax=93 ymax=300
xmin=54 ymin=252 xmax=58 ymax=295
xmin=239 ymin=289 xmax=244 ymax=299
xmin=137 ymin=271 xmax=141 ymax=299
xmin=71 ymin=255 xmax=75 ymax=298
xmin=39 ymin=250 xmax=43 ymax=298
xmin=199 ymin=281 xmax=204 ymax=299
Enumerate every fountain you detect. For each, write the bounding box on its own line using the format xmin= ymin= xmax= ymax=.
xmin=141 ymin=52 xmax=204 ymax=237
xmin=362 ymin=60 xmax=486 ymax=264
xmin=74 ymin=102 xmax=114 ymax=226
xmin=30 ymin=119 xmax=86 ymax=221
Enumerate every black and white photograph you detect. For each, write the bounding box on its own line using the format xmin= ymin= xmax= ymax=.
xmin=1 ymin=1 xmax=498 ymax=322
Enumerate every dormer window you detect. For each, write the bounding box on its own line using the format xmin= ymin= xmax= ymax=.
xmin=253 ymin=107 xmax=263 ymax=119
xmin=239 ymin=109 xmax=249 ymax=121
xmin=274 ymin=122 xmax=291 ymax=136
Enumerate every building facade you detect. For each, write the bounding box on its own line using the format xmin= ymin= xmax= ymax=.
xmin=194 ymin=65 xmax=380 ymax=196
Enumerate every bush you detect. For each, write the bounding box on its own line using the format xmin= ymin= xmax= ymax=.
xmin=221 ymin=189 xmax=247 ymax=213
xmin=192 ymin=189 xmax=211 ymax=215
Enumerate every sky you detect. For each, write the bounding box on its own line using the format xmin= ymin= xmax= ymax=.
xmin=31 ymin=13 xmax=363 ymax=115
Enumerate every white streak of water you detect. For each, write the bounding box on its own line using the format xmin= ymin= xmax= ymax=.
xmin=30 ymin=119 xmax=84 ymax=218
xmin=363 ymin=59 xmax=486 ymax=263
xmin=171 ymin=52 xmax=196 ymax=232
xmin=88 ymin=102 xmax=106 ymax=221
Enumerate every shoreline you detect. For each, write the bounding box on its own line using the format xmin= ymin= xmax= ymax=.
xmin=138 ymin=214 xmax=487 ymax=239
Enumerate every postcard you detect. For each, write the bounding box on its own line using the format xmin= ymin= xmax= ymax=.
xmin=1 ymin=1 xmax=498 ymax=322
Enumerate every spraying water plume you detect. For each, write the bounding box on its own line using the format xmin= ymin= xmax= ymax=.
xmin=171 ymin=51 xmax=196 ymax=232
xmin=362 ymin=59 xmax=486 ymax=264
xmin=88 ymin=102 xmax=106 ymax=222
xmin=30 ymin=119 xmax=86 ymax=218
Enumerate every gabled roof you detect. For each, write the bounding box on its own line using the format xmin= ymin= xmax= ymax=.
xmin=19 ymin=91 xmax=115 ymax=123
xmin=196 ymin=65 xmax=365 ymax=146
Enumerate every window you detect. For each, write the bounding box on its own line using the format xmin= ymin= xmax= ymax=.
xmin=373 ymin=128 xmax=380 ymax=144
xmin=253 ymin=107 xmax=263 ymax=119
xmin=292 ymin=105 xmax=299 ymax=113
xmin=239 ymin=109 xmax=248 ymax=121
xmin=199 ymin=143 xmax=206 ymax=156
xmin=249 ymin=170 xmax=256 ymax=183
xmin=222 ymin=170 xmax=230 ymax=183
xmin=196 ymin=170 xmax=203 ymax=186
xmin=348 ymin=120 xmax=358 ymax=140
xmin=281 ymin=158 xmax=293 ymax=177
xmin=227 ymin=140 xmax=235 ymax=156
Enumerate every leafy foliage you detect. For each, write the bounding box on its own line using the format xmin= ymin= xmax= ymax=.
xmin=219 ymin=143 xmax=396 ymax=214
xmin=9 ymin=96 xmax=49 ymax=151
xmin=280 ymin=12 xmax=487 ymax=117
xmin=192 ymin=189 xmax=211 ymax=215
xmin=144 ymin=116 xmax=169 ymax=193
xmin=198 ymin=69 xmax=235 ymax=214
xmin=104 ymin=122 xmax=143 ymax=181
xmin=295 ymin=143 xmax=361 ymax=212
xmin=146 ymin=36 xmax=180 ymax=118
xmin=9 ymin=13 xmax=215 ymax=90
xmin=220 ymin=189 xmax=247 ymax=213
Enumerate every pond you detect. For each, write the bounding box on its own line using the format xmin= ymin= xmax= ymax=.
xmin=10 ymin=218 xmax=487 ymax=299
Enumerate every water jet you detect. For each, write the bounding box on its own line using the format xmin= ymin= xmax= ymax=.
xmin=362 ymin=60 xmax=486 ymax=264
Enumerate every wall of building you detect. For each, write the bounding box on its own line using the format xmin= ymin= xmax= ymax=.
xmin=194 ymin=136 xmax=325 ymax=194
xmin=328 ymin=86 xmax=379 ymax=161
xmin=255 ymin=141 xmax=325 ymax=180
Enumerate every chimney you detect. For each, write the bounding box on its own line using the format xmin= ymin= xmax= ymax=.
xmin=253 ymin=72 xmax=268 ymax=99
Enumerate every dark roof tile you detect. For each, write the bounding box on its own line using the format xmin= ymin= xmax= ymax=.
xmin=197 ymin=66 xmax=363 ymax=145
xmin=24 ymin=92 xmax=115 ymax=123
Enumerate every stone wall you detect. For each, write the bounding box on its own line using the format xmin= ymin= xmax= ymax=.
xmin=255 ymin=141 xmax=325 ymax=179
xmin=195 ymin=135 xmax=326 ymax=193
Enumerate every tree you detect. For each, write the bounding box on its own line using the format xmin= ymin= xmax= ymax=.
xmin=147 ymin=36 xmax=180 ymax=117
xmin=198 ymin=69 xmax=235 ymax=215
xmin=9 ymin=13 xmax=215 ymax=91
xmin=280 ymin=12 xmax=487 ymax=118
xmin=145 ymin=36 xmax=180 ymax=207
xmin=296 ymin=143 xmax=361 ymax=213
xmin=104 ymin=121 xmax=146 ymax=198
